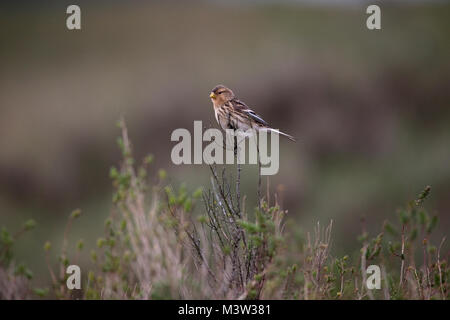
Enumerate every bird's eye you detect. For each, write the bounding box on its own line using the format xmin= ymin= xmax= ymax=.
xmin=217 ymin=91 xmax=224 ymax=95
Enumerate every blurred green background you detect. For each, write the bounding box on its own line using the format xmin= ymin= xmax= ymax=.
xmin=0 ymin=1 xmax=449 ymax=287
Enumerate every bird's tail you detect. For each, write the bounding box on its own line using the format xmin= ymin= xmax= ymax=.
xmin=260 ymin=128 xmax=296 ymax=142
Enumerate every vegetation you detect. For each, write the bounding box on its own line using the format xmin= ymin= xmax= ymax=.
xmin=0 ymin=120 xmax=448 ymax=300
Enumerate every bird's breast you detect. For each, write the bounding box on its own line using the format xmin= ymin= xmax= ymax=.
xmin=213 ymin=107 xmax=220 ymax=125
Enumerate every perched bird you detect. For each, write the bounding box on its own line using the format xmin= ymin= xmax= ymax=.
xmin=209 ymin=85 xmax=296 ymax=141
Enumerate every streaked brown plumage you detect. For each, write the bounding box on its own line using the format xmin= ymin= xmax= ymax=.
xmin=209 ymin=85 xmax=295 ymax=141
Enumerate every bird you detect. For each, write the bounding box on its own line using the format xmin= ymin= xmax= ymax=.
xmin=209 ymin=85 xmax=296 ymax=142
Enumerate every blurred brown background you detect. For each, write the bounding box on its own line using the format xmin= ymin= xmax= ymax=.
xmin=0 ymin=1 xmax=449 ymax=285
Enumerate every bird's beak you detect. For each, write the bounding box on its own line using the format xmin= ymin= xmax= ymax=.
xmin=209 ymin=92 xmax=216 ymax=99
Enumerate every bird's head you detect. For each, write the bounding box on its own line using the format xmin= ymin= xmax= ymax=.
xmin=209 ymin=85 xmax=235 ymax=105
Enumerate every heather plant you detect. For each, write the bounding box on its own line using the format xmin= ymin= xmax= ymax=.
xmin=0 ymin=219 xmax=36 ymax=299
xmin=0 ymin=120 xmax=448 ymax=300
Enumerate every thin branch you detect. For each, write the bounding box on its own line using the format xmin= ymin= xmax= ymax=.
xmin=437 ymin=236 xmax=446 ymax=300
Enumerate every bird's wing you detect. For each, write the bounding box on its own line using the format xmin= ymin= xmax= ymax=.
xmin=245 ymin=109 xmax=268 ymax=127
xmin=231 ymin=99 xmax=269 ymax=127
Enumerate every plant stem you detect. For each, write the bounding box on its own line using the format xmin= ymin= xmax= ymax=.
xmin=399 ymin=224 xmax=406 ymax=288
